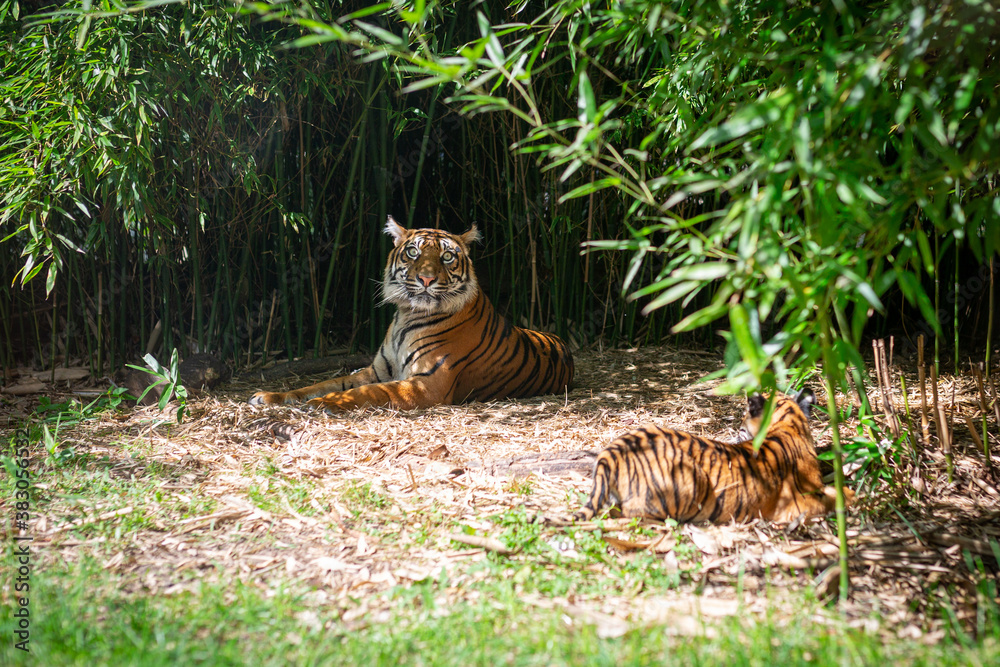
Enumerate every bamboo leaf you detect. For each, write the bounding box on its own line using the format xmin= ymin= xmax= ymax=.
xmin=355 ymin=21 xmax=403 ymax=46
xmin=477 ymin=12 xmax=505 ymax=68
xmin=915 ymin=227 xmax=934 ymax=274
xmin=641 ymin=281 xmax=699 ymax=314
xmin=340 ymin=3 xmax=393 ymax=21
xmin=689 ymin=92 xmax=791 ymax=151
xmin=728 ymin=303 xmax=763 ymax=373
xmin=559 ymin=176 xmax=621 ymax=202
xmin=897 ymin=269 xmax=940 ymax=334
xmin=288 ymin=33 xmax=339 ymax=48
xmin=672 ymin=262 xmax=731 ymax=282
xmin=671 ymin=301 xmax=728 ymax=333
xmin=577 ymin=69 xmax=596 ymax=124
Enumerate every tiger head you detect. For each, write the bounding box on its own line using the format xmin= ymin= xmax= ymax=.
xmin=740 ymin=387 xmax=815 ymax=440
xmin=382 ymin=216 xmax=481 ymax=314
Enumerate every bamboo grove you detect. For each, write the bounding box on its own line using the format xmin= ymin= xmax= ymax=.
xmin=1 ymin=0 xmax=687 ymax=377
xmin=2 ymin=0 xmax=999 ymax=386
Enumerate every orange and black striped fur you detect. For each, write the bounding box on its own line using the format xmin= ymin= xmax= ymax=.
xmin=575 ymin=389 xmax=853 ymax=524
xmin=249 ymin=217 xmax=574 ymax=411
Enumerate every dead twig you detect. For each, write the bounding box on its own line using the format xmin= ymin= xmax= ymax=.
xmin=449 ymin=533 xmax=517 ymax=555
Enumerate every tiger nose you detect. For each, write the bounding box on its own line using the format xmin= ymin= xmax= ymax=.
xmin=417 ymin=274 xmax=436 ymax=287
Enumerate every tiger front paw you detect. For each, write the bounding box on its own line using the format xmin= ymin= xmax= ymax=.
xmin=249 ymin=391 xmax=289 ymax=406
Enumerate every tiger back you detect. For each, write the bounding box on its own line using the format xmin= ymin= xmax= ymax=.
xmin=574 ymin=389 xmax=853 ymax=524
xmin=249 ymin=216 xmax=574 ymax=411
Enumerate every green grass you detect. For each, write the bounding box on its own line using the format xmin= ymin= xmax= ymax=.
xmin=460 ymin=506 xmax=689 ymax=598
xmin=1 ymin=557 xmax=998 ymax=667
xmin=4 ymin=400 xmax=999 ymax=666
xmin=339 ymin=479 xmax=392 ymax=515
xmin=246 ymin=475 xmax=320 ymax=517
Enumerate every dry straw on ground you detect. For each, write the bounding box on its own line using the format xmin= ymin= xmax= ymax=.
xmin=2 ymin=346 xmax=998 ymax=640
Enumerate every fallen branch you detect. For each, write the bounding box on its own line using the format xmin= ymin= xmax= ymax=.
xmin=449 ymin=533 xmax=517 ymax=555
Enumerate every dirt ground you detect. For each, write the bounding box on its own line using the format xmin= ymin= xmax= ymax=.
xmin=4 ymin=345 xmax=999 ymax=640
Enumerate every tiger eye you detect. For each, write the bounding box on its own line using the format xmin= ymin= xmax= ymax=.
xmin=404 ymin=245 xmax=420 ymax=259
xmin=441 ymin=250 xmax=456 ymax=263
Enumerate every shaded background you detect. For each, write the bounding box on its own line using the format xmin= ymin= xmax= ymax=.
xmin=1 ymin=0 xmax=996 ymax=377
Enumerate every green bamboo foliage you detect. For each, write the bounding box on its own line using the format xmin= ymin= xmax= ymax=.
xmin=0 ymin=4 xmax=617 ymax=371
xmin=0 ymin=0 xmax=997 ymax=417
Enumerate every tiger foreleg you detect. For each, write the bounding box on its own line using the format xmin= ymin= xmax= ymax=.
xmin=249 ymin=366 xmax=379 ymax=405
xmin=305 ymin=377 xmax=449 ymax=412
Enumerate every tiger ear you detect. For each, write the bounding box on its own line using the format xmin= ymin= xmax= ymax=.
xmin=794 ymin=387 xmax=816 ymax=418
xmin=460 ymin=224 xmax=481 ymax=247
xmin=747 ymin=393 xmax=765 ymax=418
xmin=385 ymin=216 xmax=410 ymax=246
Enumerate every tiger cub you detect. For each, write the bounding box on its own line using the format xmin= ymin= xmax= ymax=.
xmin=249 ymin=216 xmax=574 ymax=411
xmin=574 ymin=389 xmax=853 ymax=524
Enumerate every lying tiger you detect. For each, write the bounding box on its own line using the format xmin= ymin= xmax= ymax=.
xmin=250 ymin=217 xmax=574 ymax=411
xmin=575 ymin=388 xmax=854 ymax=524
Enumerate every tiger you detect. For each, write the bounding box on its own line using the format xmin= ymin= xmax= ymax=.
xmin=249 ymin=216 xmax=574 ymax=411
xmin=574 ymin=388 xmax=854 ymax=524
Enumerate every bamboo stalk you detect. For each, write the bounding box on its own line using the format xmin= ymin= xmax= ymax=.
xmin=206 ymin=239 xmax=224 ymax=353
xmin=172 ymin=262 xmax=186 ymax=357
xmin=350 ymin=126 xmax=368 ymax=353
xmin=18 ymin=265 xmax=28 ymax=374
xmin=818 ymin=311 xmax=850 ymax=601
xmin=299 ymin=98 xmax=307 ymax=218
xmin=584 ymin=170 xmax=596 ymax=285
xmin=934 ymin=232 xmax=940 ymax=375
xmin=295 ymin=231 xmax=306 ymax=357
xmin=988 ymin=258 xmax=995 ymax=378
xmin=275 ymin=143 xmax=294 ymax=362
xmin=315 ymin=96 xmax=368 ymax=355
xmin=221 ymin=230 xmax=238 ymax=362
xmin=145 ymin=320 xmax=162 ymax=357
xmin=954 ymin=241 xmax=960 ymax=374
xmin=137 ymin=247 xmax=145 ymax=360
xmin=190 ymin=162 xmax=204 ymax=352
xmin=899 ymin=372 xmax=919 ymax=458
xmin=850 ymin=364 xmax=874 ymax=416
xmin=873 ymin=339 xmax=900 ymax=438
xmin=844 ymin=366 xmax=862 ymax=408
xmin=0 ymin=251 xmax=11 ymax=375
xmin=990 ymin=373 xmax=1000 ymax=439
xmin=115 ymin=241 xmax=125 ymax=372
xmin=262 ymin=289 xmax=278 ymax=367
xmin=95 ymin=267 xmax=103 ymax=374
xmin=61 ymin=252 xmax=72 ymax=367
xmin=300 ymin=102 xmax=312 ymax=358
xmin=930 ymin=358 xmax=952 ymax=482
xmin=307 ymin=238 xmax=319 ymax=352
xmin=883 ymin=338 xmax=901 ymax=437
xmin=872 ymin=338 xmax=883 ymax=413
xmin=161 ymin=258 xmax=173 ymax=356
xmin=82 ymin=279 xmax=95 ymax=378
xmin=963 ymin=413 xmax=986 ymax=462
xmin=49 ymin=278 xmax=58 ymax=382
xmin=970 ymin=362 xmax=992 ymax=467
xmin=376 ymin=83 xmax=393 ymax=347
xmin=406 ymin=89 xmax=440 ymax=228
xmin=526 ymin=199 xmax=539 ymax=330
xmin=918 ymin=335 xmax=930 ymax=447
